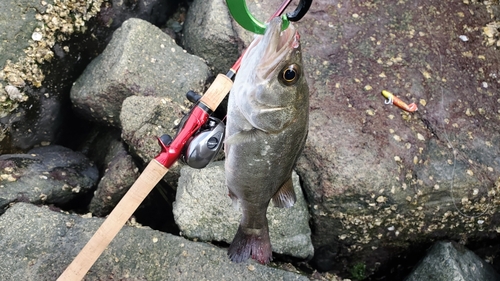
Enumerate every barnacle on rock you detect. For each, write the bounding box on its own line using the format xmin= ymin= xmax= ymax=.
xmin=0 ymin=85 xmax=6 ymax=102
xmin=483 ymin=22 xmax=500 ymax=47
xmin=466 ymin=0 xmax=500 ymax=47
xmin=1 ymin=0 xmax=104 ymax=107
xmin=5 ymin=85 xmax=27 ymax=102
xmin=332 ymin=176 xmax=500 ymax=254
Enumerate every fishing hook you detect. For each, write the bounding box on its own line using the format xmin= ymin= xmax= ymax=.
xmin=381 ymin=90 xmax=418 ymax=112
xmin=226 ymin=0 xmax=313 ymax=34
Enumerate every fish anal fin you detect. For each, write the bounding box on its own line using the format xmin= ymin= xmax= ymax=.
xmin=228 ymin=189 xmax=240 ymax=210
xmin=272 ymin=177 xmax=296 ymax=208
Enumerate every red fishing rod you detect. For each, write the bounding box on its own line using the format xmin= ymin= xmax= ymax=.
xmin=58 ymin=1 xmax=312 ymax=280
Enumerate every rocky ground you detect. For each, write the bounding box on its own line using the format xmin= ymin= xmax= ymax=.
xmin=1 ymin=0 xmax=500 ymax=280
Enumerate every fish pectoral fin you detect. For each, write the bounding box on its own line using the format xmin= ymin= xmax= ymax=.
xmin=224 ymin=128 xmax=267 ymax=145
xmin=271 ymin=176 xmax=296 ymax=208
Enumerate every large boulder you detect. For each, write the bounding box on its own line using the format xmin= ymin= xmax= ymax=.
xmin=182 ymin=0 xmax=242 ymax=75
xmin=294 ymin=0 xmax=500 ymax=272
xmin=0 ymin=145 xmax=99 ymax=214
xmin=71 ymin=18 xmax=210 ymax=127
xmin=120 ymin=95 xmax=185 ymax=185
xmin=0 ymin=0 xmax=104 ymax=153
xmin=183 ymin=0 xmax=500 ymax=275
xmin=405 ymin=241 xmax=500 ymax=281
xmin=0 ymin=0 xmax=182 ymax=154
xmin=182 ymin=0 xmax=274 ymax=74
xmin=89 ymin=140 xmax=140 ymax=217
xmin=0 ymin=202 xmax=309 ymax=280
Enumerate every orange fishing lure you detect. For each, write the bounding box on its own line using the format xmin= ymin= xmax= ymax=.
xmin=381 ymin=90 xmax=418 ymax=112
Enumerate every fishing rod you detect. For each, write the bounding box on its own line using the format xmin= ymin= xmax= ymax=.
xmin=57 ymin=0 xmax=312 ymax=280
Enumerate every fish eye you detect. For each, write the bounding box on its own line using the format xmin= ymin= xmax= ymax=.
xmin=279 ymin=64 xmax=301 ymax=86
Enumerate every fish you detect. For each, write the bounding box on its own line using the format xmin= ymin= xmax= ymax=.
xmin=224 ymin=17 xmax=309 ymax=264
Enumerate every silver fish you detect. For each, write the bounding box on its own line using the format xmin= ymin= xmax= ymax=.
xmin=225 ymin=17 xmax=309 ymax=264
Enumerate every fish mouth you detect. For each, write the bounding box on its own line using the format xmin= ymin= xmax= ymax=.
xmin=246 ymin=17 xmax=299 ymax=81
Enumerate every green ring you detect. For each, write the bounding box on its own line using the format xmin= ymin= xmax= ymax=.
xmin=226 ymin=0 xmax=290 ymax=34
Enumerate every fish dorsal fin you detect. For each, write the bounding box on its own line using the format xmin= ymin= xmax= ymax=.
xmin=224 ymin=128 xmax=267 ymax=145
xmin=272 ymin=176 xmax=296 ymax=208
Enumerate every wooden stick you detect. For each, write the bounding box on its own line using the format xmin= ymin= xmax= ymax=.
xmin=57 ymin=160 xmax=168 ymax=281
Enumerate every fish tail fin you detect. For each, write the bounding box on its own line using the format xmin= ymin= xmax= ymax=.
xmin=228 ymin=224 xmax=272 ymax=264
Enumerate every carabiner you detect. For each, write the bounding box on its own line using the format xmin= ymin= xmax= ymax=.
xmin=226 ymin=0 xmax=312 ymax=34
xmin=287 ymin=0 xmax=313 ymax=21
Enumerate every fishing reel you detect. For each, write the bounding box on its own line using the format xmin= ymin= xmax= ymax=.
xmin=179 ymin=90 xmax=225 ymax=169
xmin=180 ymin=116 xmax=225 ymax=169
xmin=157 ymin=90 xmax=225 ymax=169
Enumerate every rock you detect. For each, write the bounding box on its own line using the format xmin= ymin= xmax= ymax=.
xmin=79 ymin=125 xmax=124 ymax=171
xmin=0 ymin=202 xmax=309 ymax=280
xmin=99 ymin=0 xmax=174 ymax=33
xmin=120 ymin=95 xmax=185 ymax=186
xmin=89 ymin=141 xmax=140 ymax=217
xmin=182 ymin=0 xmax=500 ymax=275
xmin=0 ymin=0 xmax=182 ymax=154
xmin=173 ymin=161 xmax=314 ymax=259
xmin=0 ymin=145 xmax=98 ymax=214
xmin=0 ymin=0 xmax=99 ymax=153
xmin=3 ymin=0 xmax=500 ymax=279
xmin=0 ymin=0 xmax=43 ymax=68
xmin=239 ymin=0 xmax=500 ymax=273
xmin=71 ymin=18 xmax=210 ymax=126
xmin=182 ymin=0 xmax=242 ymax=75
xmin=0 ymin=89 xmax=69 ymax=153
xmin=0 ymin=197 xmax=9 ymax=211
xmin=182 ymin=0 xmax=279 ymax=74
xmin=404 ymin=241 xmax=500 ymax=281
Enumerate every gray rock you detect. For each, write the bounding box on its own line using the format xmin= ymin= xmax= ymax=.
xmin=101 ymin=0 xmax=175 ymax=32
xmin=0 ymin=202 xmax=309 ymax=281
xmin=182 ymin=0 xmax=241 ymax=75
xmin=0 ymin=145 xmax=98 ymax=213
xmin=0 ymin=0 xmax=181 ymax=154
xmin=71 ymin=18 xmax=210 ymax=126
xmin=182 ymin=0 xmax=500 ymax=275
xmin=89 ymin=142 xmax=140 ymax=217
xmin=0 ymin=0 xmax=44 ymax=68
xmin=227 ymin=0 xmax=500 ymax=273
xmin=404 ymin=241 xmax=500 ymax=281
xmin=0 ymin=0 xmax=74 ymax=153
xmin=173 ymin=161 xmax=314 ymax=259
xmin=182 ymin=0 xmax=278 ymax=74
xmin=120 ymin=95 xmax=185 ymax=186
xmin=0 ymin=92 xmax=68 ymax=153
xmin=80 ymin=126 xmax=124 ymax=171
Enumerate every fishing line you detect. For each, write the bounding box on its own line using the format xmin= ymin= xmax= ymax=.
xmin=421 ymin=7 xmax=490 ymax=219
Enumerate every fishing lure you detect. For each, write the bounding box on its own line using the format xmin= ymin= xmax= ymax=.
xmin=382 ymin=90 xmax=418 ymax=112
